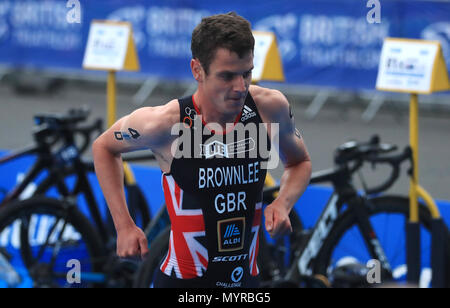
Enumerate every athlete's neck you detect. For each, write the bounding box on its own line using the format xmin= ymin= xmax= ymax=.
xmin=192 ymin=91 xmax=241 ymax=131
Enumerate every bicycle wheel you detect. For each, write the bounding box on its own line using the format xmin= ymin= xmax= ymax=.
xmin=314 ymin=195 xmax=450 ymax=288
xmin=133 ymin=226 xmax=170 ymax=288
xmin=0 ymin=197 xmax=105 ymax=287
xmin=34 ymin=165 xmax=151 ymax=230
xmin=258 ymin=209 xmax=303 ymax=284
xmin=125 ymin=183 xmax=152 ymax=230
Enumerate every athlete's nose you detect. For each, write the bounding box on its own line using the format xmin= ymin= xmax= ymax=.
xmin=232 ymin=75 xmax=247 ymax=93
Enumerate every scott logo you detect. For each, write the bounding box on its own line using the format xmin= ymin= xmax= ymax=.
xmin=212 ymin=254 xmax=248 ymax=263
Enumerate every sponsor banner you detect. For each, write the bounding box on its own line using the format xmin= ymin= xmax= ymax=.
xmin=0 ymin=1 xmax=449 ymax=90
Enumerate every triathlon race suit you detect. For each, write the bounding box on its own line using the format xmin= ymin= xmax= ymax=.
xmin=154 ymin=93 xmax=271 ymax=288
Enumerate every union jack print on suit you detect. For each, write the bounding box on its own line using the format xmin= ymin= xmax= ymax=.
xmin=249 ymin=202 xmax=262 ymax=276
xmin=160 ymin=174 xmax=208 ymax=279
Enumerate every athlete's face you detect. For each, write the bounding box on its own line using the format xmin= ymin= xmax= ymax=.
xmin=193 ymin=48 xmax=253 ymax=116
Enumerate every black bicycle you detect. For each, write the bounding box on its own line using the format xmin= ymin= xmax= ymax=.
xmin=267 ymin=136 xmax=450 ymax=288
xmin=0 ymin=107 xmax=100 ymax=205
xmin=133 ymin=136 xmax=450 ymax=288
xmin=0 ymin=108 xmax=153 ymax=287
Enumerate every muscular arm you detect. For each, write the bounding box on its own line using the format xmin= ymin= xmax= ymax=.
xmin=252 ymin=87 xmax=312 ymax=238
xmin=92 ymin=101 xmax=178 ymax=257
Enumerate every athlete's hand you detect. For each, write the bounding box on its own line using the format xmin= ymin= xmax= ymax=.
xmin=116 ymin=225 xmax=149 ymax=259
xmin=264 ymin=202 xmax=293 ymax=239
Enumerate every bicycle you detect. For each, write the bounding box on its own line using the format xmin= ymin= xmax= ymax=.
xmin=1 ymin=107 xmax=152 ymax=228
xmin=0 ymin=108 xmax=153 ymax=287
xmin=0 ymin=107 xmax=100 ymax=206
xmin=132 ymin=135 xmax=450 ymax=288
xmin=268 ymin=136 xmax=450 ymax=288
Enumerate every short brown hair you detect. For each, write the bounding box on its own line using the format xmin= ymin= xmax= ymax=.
xmin=191 ymin=12 xmax=255 ymax=74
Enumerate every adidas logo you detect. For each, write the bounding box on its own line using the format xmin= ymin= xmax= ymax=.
xmin=241 ymin=105 xmax=256 ymax=122
xmin=224 ymin=224 xmax=241 ymax=239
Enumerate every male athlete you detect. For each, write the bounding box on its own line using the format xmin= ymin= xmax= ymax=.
xmin=93 ymin=12 xmax=311 ymax=288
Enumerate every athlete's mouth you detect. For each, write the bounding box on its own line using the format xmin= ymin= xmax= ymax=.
xmin=227 ymin=91 xmax=247 ymax=104
xmin=227 ymin=94 xmax=246 ymax=101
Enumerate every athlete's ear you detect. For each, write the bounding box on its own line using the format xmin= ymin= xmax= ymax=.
xmin=191 ymin=58 xmax=204 ymax=82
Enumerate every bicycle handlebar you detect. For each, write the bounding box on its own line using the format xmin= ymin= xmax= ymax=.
xmin=71 ymin=118 xmax=104 ymax=154
xmin=334 ymin=135 xmax=397 ymax=165
xmin=31 ymin=107 xmax=158 ymax=162
xmin=334 ymin=135 xmax=412 ymax=195
xmin=263 ymin=135 xmax=414 ymax=202
xmin=33 ymin=106 xmax=91 ymax=128
xmin=363 ymin=146 xmax=412 ymax=195
xmin=262 ymin=135 xmax=412 ymax=200
xmin=32 ymin=107 xmax=103 ymax=155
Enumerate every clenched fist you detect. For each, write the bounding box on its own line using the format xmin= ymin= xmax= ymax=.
xmin=116 ymin=225 xmax=149 ymax=259
xmin=264 ymin=201 xmax=293 ymax=239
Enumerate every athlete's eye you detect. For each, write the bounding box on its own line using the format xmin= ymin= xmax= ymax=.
xmin=220 ymin=73 xmax=234 ymax=82
xmin=243 ymin=70 xmax=252 ymax=79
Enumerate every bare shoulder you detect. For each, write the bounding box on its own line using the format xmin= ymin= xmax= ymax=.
xmin=129 ymin=99 xmax=179 ymax=127
xmin=124 ymin=99 xmax=180 ymax=146
xmin=249 ymin=85 xmax=290 ymax=122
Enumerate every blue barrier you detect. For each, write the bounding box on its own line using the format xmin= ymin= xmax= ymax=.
xmin=0 ymin=0 xmax=449 ymax=90
xmin=0 ymin=150 xmax=449 ymax=287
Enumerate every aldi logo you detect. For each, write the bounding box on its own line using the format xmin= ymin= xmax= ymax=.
xmin=224 ymin=224 xmax=241 ymax=238
xmin=217 ymin=217 xmax=245 ymax=252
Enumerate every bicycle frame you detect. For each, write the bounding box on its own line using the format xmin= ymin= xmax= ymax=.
xmin=0 ymin=144 xmax=69 ymax=206
xmin=69 ymin=158 xmax=112 ymax=243
xmin=284 ymin=165 xmax=392 ymax=283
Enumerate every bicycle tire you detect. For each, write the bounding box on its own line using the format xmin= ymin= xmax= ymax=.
xmin=133 ymin=226 xmax=170 ymax=288
xmin=258 ymin=208 xmax=303 ymax=283
xmin=0 ymin=197 xmax=105 ymax=287
xmin=314 ymin=195 xmax=450 ymax=287
xmin=34 ymin=165 xmax=151 ymax=230
xmin=125 ymin=183 xmax=152 ymax=230
xmin=287 ymin=209 xmax=304 ymax=254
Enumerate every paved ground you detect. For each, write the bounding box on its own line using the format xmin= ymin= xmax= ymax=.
xmin=0 ymin=78 xmax=449 ymax=200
